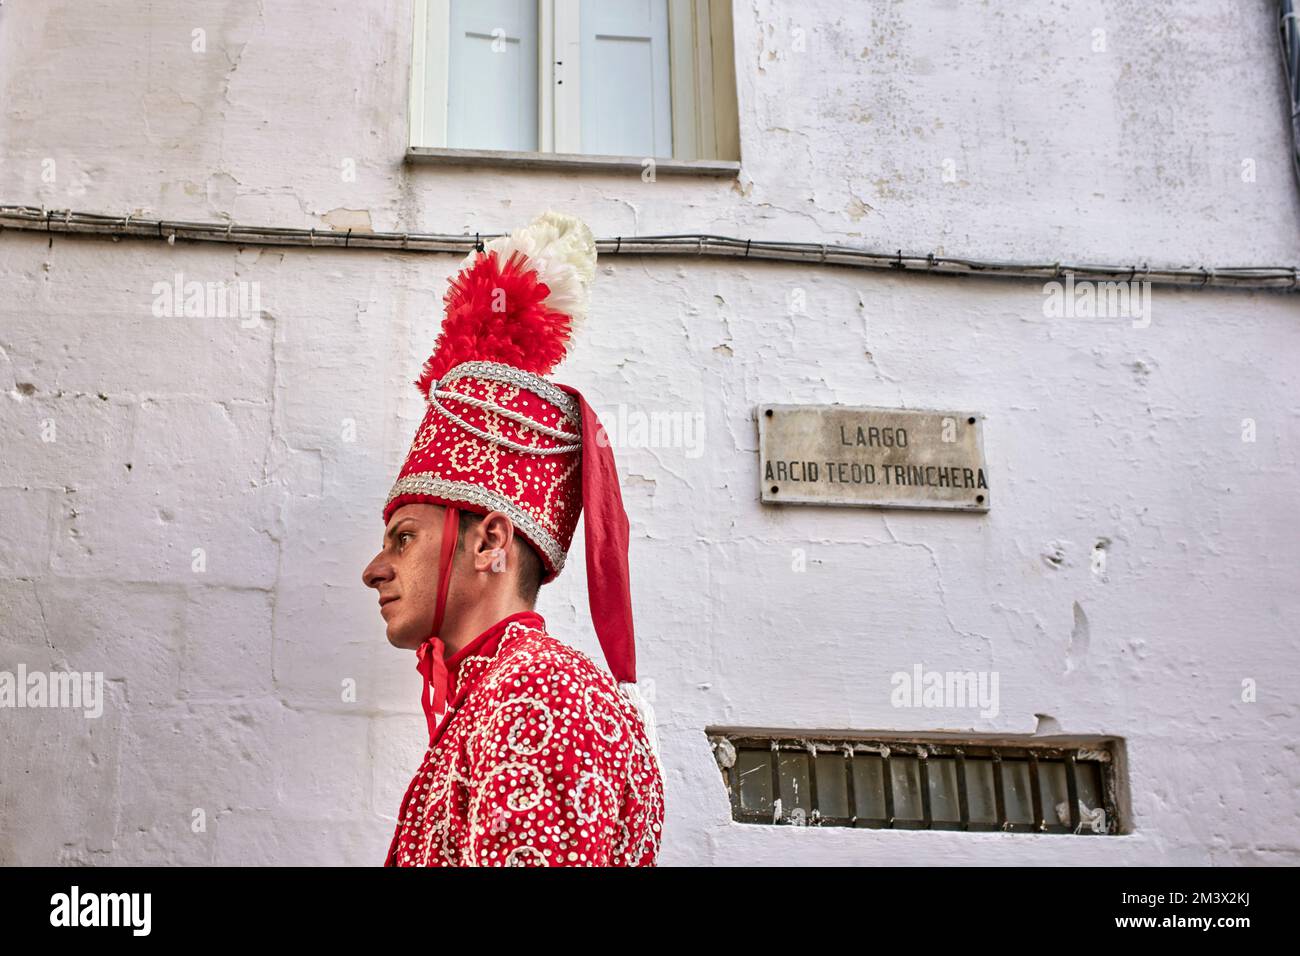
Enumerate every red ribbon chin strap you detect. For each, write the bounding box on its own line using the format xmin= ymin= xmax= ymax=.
xmin=415 ymin=505 xmax=460 ymax=743
xmin=432 ymin=504 xmax=458 ymax=636
xmin=556 ymin=384 xmax=636 ymax=685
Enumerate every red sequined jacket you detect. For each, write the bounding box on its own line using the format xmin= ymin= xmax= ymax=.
xmin=384 ymin=610 xmax=665 ymax=866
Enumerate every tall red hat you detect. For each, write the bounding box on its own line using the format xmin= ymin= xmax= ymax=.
xmin=383 ymin=211 xmax=658 ymax=757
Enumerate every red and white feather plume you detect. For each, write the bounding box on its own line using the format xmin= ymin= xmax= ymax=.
xmin=416 ymin=211 xmax=598 ymax=391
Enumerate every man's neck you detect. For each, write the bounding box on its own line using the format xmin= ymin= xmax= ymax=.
xmin=438 ymin=594 xmax=533 ymax=658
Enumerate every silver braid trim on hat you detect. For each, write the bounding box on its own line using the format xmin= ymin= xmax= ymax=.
xmin=439 ymin=360 xmax=581 ymax=425
xmin=432 ymin=387 xmax=581 ymax=443
xmin=383 ymin=474 xmax=568 ymax=575
xmin=427 ymin=392 xmax=582 ymax=455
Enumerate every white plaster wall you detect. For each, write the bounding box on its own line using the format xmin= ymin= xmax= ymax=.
xmin=1 ymin=0 xmax=1297 ymax=865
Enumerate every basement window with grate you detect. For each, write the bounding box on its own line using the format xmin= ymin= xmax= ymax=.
xmin=709 ymin=732 xmax=1123 ymax=834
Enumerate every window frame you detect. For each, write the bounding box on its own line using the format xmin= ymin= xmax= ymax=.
xmin=407 ymin=0 xmax=739 ymax=172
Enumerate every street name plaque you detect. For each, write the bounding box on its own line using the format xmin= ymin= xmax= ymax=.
xmin=757 ymin=404 xmax=990 ymax=512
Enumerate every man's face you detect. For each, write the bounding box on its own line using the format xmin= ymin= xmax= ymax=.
xmin=361 ymin=503 xmax=451 ymax=650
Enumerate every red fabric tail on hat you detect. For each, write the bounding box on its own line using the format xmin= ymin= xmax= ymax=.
xmin=415 ymin=505 xmax=460 ymax=743
xmin=555 ymin=384 xmax=636 ymax=684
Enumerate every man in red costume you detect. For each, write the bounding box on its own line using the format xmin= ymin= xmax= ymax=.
xmin=361 ymin=211 xmax=664 ymax=867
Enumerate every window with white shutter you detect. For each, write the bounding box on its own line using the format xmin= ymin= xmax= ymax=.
xmin=409 ymin=0 xmax=738 ymax=167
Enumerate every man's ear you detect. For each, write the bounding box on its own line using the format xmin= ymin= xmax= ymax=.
xmin=472 ymin=511 xmax=515 ymax=575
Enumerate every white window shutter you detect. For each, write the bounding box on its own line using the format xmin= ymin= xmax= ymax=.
xmin=446 ymin=0 xmax=540 ymax=151
xmin=577 ymin=0 xmax=673 ymax=158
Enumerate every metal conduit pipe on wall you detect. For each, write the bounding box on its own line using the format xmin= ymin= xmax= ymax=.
xmin=1 ymin=204 xmax=1295 ymax=293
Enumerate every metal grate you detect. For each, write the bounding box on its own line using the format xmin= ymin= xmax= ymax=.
xmin=710 ymin=733 xmax=1122 ymax=834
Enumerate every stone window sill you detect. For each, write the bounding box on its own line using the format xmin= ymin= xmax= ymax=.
xmin=406 ymin=146 xmax=740 ymax=178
